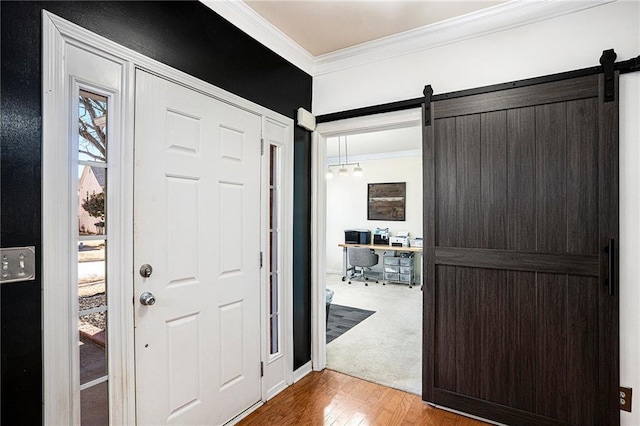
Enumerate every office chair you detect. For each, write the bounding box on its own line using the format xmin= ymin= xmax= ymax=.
xmin=348 ymin=247 xmax=379 ymax=285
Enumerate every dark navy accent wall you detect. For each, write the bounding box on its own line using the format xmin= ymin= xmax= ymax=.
xmin=0 ymin=2 xmax=312 ymax=423
xmin=293 ymin=132 xmax=312 ymax=369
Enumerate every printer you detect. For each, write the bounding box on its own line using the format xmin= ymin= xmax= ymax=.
xmin=389 ymin=231 xmax=410 ymax=247
xmin=344 ymin=229 xmax=371 ymax=245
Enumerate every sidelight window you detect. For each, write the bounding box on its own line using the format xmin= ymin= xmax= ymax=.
xmin=269 ymin=144 xmax=282 ymax=356
xmin=77 ymin=90 xmax=109 ymax=425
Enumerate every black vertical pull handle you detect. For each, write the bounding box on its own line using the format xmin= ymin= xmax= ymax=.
xmin=604 ymin=239 xmax=615 ymax=296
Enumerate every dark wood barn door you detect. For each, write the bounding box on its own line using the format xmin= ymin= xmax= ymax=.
xmin=423 ymin=73 xmax=619 ymax=425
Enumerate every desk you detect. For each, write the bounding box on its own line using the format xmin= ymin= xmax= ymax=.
xmin=338 ymin=243 xmax=423 ymax=288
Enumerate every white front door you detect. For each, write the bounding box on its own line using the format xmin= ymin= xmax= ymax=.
xmin=133 ymin=70 xmax=262 ymax=425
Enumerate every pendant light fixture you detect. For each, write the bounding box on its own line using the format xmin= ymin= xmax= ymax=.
xmin=326 ymin=136 xmax=363 ymax=179
xmin=326 ymin=168 xmax=334 ymax=179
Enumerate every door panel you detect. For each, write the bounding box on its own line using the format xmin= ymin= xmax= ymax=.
xmin=455 ymin=114 xmax=481 ymax=248
xmin=134 ymin=70 xmax=262 ymax=425
xmin=506 ymin=107 xmax=536 ymax=252
xmin=424 ymin=73 xmax=619 ymax=425
xmin=480 ymin=111 xmax=507 ymax=250
xmin=536 ymin=103 xmax=567 ymax=253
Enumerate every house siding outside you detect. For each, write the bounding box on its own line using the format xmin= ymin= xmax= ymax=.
xmin=78 ymin=166 xmax=106 ymax=235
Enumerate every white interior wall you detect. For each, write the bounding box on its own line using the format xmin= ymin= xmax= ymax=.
xmin=326 ymin=156 xmax=422 ymax=274
xmin=313 ymin=1 xmax=639 ymax=114
xmin=314 ymin=2 xmax=640 ymax=423
xmin=619 ymin=71 xmax=639 ymax=426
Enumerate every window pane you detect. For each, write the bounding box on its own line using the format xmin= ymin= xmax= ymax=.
xmin=269 ymin=145 xmax=275 ymax=186
xmin=78 ymin=89 xmax=109 ymax=424
xmin=81 ymin=380 xmax=109 ymax=426
xmin=78 ymin=239 xmax=106 ymax=310
xmin=270 ymin=231 xmax=278 ymax=273
xmin=269 ymin=188 xmax=274 ymax=230
xmin=79 ymin=166 xmax=106 ymax=236
xmin=269 ymin=273 xmax=279 ymax=355
xmin=270 ymin=273 xmax=278 ymax=316
xmin=270 ymin=314 xmax=279 ymax=355
xmin=268 ymin=144 xmax=280 ymax=356
xmin=79 ymin=312 xmax=107 ymax=385
xmin=79 ymin=91 xmax=108 ymax=163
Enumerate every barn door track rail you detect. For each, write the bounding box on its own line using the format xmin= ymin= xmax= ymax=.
xmin=316 ymin=49 xmax=640 ymax=124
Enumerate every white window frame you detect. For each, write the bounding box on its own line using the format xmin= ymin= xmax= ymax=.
xmin=72 ymin=80 xmax=120 ymax=413
xmin=260 ymin=118 xmax=294 ymax=400
xmin=43 ymin=15 xmax=132 ymax=424
xmin=43 ymin=11 xmax=294 ymax=425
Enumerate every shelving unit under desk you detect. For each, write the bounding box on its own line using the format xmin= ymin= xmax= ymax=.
xmin=338 ymin=243 xmax=423 ymax=289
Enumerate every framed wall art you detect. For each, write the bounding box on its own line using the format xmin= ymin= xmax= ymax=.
xmin=367 ymin=182 xmax=406 ymax=221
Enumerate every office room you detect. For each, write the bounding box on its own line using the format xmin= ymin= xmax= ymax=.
xmin=324 ymin=125 xmax=423 ymax=395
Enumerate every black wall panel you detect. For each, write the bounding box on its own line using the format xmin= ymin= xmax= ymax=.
xmin=0 ymin=1 xmax=312 ymax=423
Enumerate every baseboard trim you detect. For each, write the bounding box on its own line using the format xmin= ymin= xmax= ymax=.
xmin=293 ymin=361 xmax=313 ymax=383
xmin=226 ymin=401 xmax=264 ymax=426
xmin=265 ymin=381 xmax=288 ymax=401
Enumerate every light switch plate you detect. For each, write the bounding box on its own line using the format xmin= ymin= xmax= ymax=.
xmin=0 ymin=246 xmax=36 ymax=284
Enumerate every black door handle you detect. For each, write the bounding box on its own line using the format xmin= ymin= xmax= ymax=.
xmin=604 ymin=239 xmax=615 ymax=296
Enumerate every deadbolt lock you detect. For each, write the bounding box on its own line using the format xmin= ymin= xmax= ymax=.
xmin=139 ymin=264 xmax=153 ymax=278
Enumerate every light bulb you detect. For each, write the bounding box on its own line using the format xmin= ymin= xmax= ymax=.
xmin=353 ymin=165 xmax=363 ymax=177
xmin=326 ymin=168 xmax=334 ymax=179
xmin=338 ymin=167 xmax=348 ymax=178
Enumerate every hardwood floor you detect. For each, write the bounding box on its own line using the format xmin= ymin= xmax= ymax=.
xmin=239 ymin=369 xmax=489 ymax=425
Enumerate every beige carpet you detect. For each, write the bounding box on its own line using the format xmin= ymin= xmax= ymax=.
xmin=325 ymin=273 xmax=422 ymax=395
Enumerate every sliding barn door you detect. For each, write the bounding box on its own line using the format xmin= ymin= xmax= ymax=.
xmin=423 ymin=73 xmax=619 ymax=425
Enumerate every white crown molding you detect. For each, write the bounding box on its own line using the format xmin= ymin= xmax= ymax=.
xmin=203 ymin=0 xmax=615 ymax=79
xmin=315 ymin=0 xmax=616 ymax=76
xmin=200 ymin=0 xmax=314 ymax=75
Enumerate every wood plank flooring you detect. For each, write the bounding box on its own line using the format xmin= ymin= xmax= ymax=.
xmin=239 ymin=369 xmax=489 ymax=425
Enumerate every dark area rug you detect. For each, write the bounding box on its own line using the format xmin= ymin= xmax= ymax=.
xmin=327 ymin=304 xmax=376 ymax=344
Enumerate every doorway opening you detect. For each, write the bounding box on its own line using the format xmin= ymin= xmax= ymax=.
xmin=312 ymin=108 xmax=423 ymax=394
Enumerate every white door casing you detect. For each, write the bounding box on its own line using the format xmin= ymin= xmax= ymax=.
xmin=310 ymin=109 xmax=423 ymax=372
xmin=43 ymin=12 xmax=294 ymax=425
xmin=134 ymin=70 xmax=262 ymax=425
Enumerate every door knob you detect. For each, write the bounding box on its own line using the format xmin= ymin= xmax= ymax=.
xmin=139 ymin=264 xmax=153 ymax=278
xmin=140 ymin=291 xmax=156 ymax=306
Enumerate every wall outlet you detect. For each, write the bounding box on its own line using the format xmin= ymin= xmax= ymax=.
xmin=620 ymin=387 xmax=632 ymax=412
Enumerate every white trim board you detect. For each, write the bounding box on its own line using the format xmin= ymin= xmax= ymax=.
xmin=201 ymin=0 xmax=314 ymax=75
xmin=313 ymin=0 xmax=614 ymax=76
xmin=293 ymin=361 xmax=313 ymax=383
xmin=200 ymin=0 xmax=614 ymax=78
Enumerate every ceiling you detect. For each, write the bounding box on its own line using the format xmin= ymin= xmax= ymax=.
xmin=244 ymin=0 xmax=506 ymax=56
xmin=241 ymin=1 xmax=505 ymax=156
xmin=326 ymin=126 xmax=422 ymax=160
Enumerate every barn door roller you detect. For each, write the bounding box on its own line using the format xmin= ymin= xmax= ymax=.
xmin=600 ymin=49 xmax=617 ymax=102
xmin=423 ymin=85 xmax=433 ymax=126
